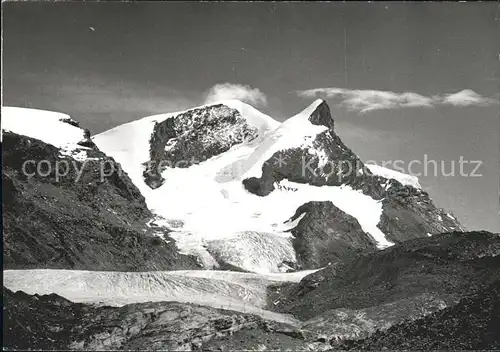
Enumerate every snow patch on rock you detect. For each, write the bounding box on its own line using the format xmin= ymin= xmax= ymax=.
xmin=366 ymin=163 xmax=421 ymax=189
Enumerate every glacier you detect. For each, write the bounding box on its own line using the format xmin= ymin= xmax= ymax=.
xmin=3 ymin=269 xmax=318 ymax=325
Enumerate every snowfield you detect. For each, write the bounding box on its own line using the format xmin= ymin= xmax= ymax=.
xmin=2 ymin=107 xmax=93 ymax=161
xmin=3 ymin=269 xmax=317 ymax=325
xmin=93 ymin=100 xmax=394 ymax=272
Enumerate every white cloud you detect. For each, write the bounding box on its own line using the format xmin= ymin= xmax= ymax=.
xmin=204 ymin=83 xmax=268 ymax=107
xmin=297 ymin=87 xmax=497 ymax=113
xmin=439 ymin=89 xmax=498 ymax=107
xmin=399 ymin=92 xmax=436 ymax=108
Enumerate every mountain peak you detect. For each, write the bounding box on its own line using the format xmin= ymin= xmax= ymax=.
xmin=308 ymin=99 xmax=334 ymax=130
xmin=140 ymin=100 xmax=279 ymax=135
xmin=286 ymin=99 xmax=334 ymax=130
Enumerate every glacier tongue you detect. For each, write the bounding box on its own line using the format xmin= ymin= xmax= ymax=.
xmin=206 ymin=231 xmax=297 ymax=274
xmin=3 ymin=269 xmax=318 ymax=325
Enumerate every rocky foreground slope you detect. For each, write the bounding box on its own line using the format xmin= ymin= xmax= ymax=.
xmin=339 ymin=280 xmax=500 ymax=350
xmin=4 ymin=232 xmax=499 ymax=351
xmin=270 ymin=231 xmax=500 ymax=321
xmin=3 ymin=286 xmax=308 ymax=351
xmin=6 ymin=280 xmax=498 ymax=351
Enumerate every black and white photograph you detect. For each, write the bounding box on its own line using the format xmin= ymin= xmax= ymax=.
xmin=2 ymin=2 xmax=500 ymax=350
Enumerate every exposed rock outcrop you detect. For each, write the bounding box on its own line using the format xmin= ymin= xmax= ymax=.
xmin=269 ymin=231 xmax=500 ymax=320
xmin=288 ymin=201 xmax=377 ymax=269
xmin=144 ymin=104 xmax=259 ymax=189
xmin=59 ymin=116 xmax=81 ymax=128
xmin=77 ymin=128 xmax=98 ymax=149
xmin=308 ymin=100 xmax=335 ymax=129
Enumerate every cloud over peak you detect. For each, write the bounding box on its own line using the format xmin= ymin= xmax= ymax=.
xmin=204 ymin=83 xmax=268 ymax=107
xmin=297 ymin=87 xmax=498 ymax=113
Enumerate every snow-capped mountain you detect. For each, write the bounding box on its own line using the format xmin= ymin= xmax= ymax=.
xmin=92 ymin=99 xmax=464 ymax=272
xmin=2 ymin=103 xmax=498 ymax=351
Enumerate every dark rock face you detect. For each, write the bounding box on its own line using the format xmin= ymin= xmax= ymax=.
xmin=144 ymin=104 xmax=259 ymax=189
xmin=2 ymin=131 xmax=200 ymax=271
xmin=301 ymin=293 xmax=453 ymax=344
xmin=3 ymin=288 xmax=86 ymax=351
xmin=242 ymin=102 xmax=365 ymax=195
xmin=379 ymin=186 xmax=464 ymax=243
xmin=242 ymin=131 xmax=365 ymax=196
xmin=59 ymin=116 xmax=81 ymax=128
xmin=308 ymin=100 xmax=334 ymax=129
xmin=339 ymin=280 xmax=500 ymax=350
xmin=77 ymin=129 xmax=98 ymax=149
xmin=201 ymin=320 xmax=309 ymax=351
xmin=77 ymin=138 xmax=98 ymax=149
xmin=288 ymin=201 xmax=377 ymax=269
xmin=270 ymin=231 xmax=500 ymax=320
xmin=71 ymin=304 xmax=263 ymax=351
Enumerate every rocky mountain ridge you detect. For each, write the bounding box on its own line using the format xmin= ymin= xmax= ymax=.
xmin=2 ymin=130 xmax=199 ymax=271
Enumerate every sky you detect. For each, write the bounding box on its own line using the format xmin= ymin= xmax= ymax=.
xmin=3 ymin=2 xmax=500 ymax=232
